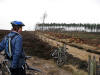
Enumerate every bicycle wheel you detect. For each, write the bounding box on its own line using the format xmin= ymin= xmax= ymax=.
xmin=1 ymin=63 xmax=11 ymax=75
xmin=56 ymin=57 xmax=65 ymax=67
xmin=64 ymin=52 xmax=69 ymax=63
xmin=56 ymin=52 xmax=67 ymax=67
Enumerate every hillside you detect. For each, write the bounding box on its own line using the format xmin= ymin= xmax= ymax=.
xmin=0 ymin=30 xmax=73 ymax=75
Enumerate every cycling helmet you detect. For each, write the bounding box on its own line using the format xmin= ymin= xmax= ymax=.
xmin=11 ymin=21 xmax=25 ymax=26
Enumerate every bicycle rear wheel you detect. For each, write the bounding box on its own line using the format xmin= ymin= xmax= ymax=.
xmin=56 ymin=53 xmax=67 ymax=67
xmin=56 ymin=57 xmax=65 ymax=67
xmin=1 ymin=63 xmax=11 ymax=75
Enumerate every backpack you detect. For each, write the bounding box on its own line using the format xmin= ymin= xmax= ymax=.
xmin=5 ymin=33 xmax=18 ymax=59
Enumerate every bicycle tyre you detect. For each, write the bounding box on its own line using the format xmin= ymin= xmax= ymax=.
xmin=56 ymin=52 xmax=67 ymax=67
xmin=1 ymin=63 xmax=11 ymax=75
xmin=56 ymin=57 xmax=65 ymax=67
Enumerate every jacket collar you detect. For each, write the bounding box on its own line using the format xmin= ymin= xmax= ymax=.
xmin=11 ymin=31 xmax=21 ymax=36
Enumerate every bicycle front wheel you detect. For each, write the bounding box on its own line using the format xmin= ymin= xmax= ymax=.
xmin=56 ymin=58 xmax=65 ymax=67
xmin=1 ymin=64 xmax=11 ymax=75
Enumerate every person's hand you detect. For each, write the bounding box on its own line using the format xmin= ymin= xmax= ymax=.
xmin=10 ymin=67 xmax=19 ymax=75
xmin=10 ymin=67 xmax=18 ymax=73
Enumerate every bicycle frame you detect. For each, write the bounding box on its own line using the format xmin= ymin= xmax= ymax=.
xmin=1 ymin=59 xmax=11 ymax=75
xmin=0 ymin=56 xmax=43 ymax=75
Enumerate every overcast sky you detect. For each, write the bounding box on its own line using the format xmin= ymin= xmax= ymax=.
xmin=0 ymin=0 xmax=100 ymax=30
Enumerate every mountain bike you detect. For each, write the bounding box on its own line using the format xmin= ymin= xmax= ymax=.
xmin=51 ymin=44 xmax=68 ymax=67
xmin=0 ymin=55 xmax=43 ymax=75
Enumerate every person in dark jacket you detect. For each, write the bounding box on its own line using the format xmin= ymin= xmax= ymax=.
xmin=0 ymin=21 xmax=26 ymax=75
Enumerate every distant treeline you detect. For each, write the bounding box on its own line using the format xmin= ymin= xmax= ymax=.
xmin=35 ymin=23 xmax=100 ymax=32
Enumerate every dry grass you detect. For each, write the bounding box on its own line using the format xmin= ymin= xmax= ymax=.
xmin=62 ymin=65 xmax=88 ymax=75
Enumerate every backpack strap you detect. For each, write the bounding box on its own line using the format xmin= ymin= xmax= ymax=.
xmin=6 ymin=33 xmax=19 ymax=59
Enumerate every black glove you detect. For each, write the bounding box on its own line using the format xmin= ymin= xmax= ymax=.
xmin=10 ymin=67 xmax=19 ymax=74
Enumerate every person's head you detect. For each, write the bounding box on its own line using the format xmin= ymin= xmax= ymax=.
xmin=11 ymin=21 xmax=25 ymax=33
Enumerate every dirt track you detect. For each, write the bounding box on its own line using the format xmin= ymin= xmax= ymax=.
xmin=26 ymin=56 xmax=72 ymax=75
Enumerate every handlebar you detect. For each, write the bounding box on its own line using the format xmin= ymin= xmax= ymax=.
xmin=25 ymin=56 xmax=32 ymax=60
xmin=25 ymin=63 xmax=42 ymax=72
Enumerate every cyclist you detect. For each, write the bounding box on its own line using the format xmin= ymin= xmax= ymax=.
xmin=0 ymin=21 xmax=26 ymax=75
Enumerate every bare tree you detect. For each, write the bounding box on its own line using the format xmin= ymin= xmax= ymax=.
xmin=42 ymin=12 xmax=47 ymax=31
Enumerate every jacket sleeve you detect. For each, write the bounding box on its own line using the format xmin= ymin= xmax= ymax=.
xmin=11 ymin=36 xmax=22 ymax=69
xmin=0 ymin=38 xmax=6 ymax=52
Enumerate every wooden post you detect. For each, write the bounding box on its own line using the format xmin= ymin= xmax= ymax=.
xmin=88 ymin=55 xmax=91 ymax=75
xmin=93 ymin=56 xmax=96 ymax=75
xmin=90 ymin=57 xmax=94 ymax=75
xmin=88 ymin=56 xmax=100 ymax=75
xmin=88 ymin=55 xmax=96 ymax=75
xmin=96 ymin=57 xmax=100 ymax=75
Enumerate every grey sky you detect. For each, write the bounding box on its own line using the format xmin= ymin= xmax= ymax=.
xmin=0 ymin=0 xmax=100 ymax=30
